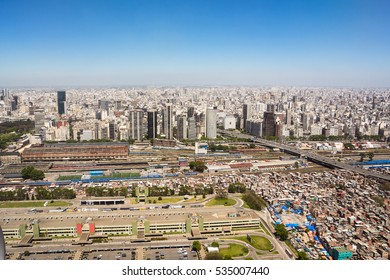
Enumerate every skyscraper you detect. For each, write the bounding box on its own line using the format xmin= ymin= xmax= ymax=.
xmin=162 ymin=103 xmax=173 ymax=139
xmin=34 ymin=108 xmax=45 ymax=133
xmin=109 ymin=122 xmax=116 ymax=140
xmin=129 ymin=109 xmax=144 ymax=141
xmin=206 ymin=107 xmax=217 ymax=139
xmin=262 ymin=111 xmax=276 ymax=137
xmin=147 ymin=110 xmax=158 ymax=139
xmin=176 ymin=115 xmax=187 ymax=140
xmin=242 ymin=104 xmax=250 ymax=130
xmin=187 ymin=106 xmax=195 ymax=118
xmin=57 ymin=91 xmax=66 ymax=115
xmin=187 ymin=117 xmax=197 ymax=140
xmin=0 ymin=225 xmax=5 ymax=260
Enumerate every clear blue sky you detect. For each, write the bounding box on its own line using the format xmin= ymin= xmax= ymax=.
xmin=0 ymin=0 xmax=389 ymax=87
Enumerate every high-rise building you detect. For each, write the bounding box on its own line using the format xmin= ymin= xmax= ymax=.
xmin=262 ymin=111 xmax=276 ymax=137
xmin=242 ymin=104 xmax=250 ymax=130
xmin=34 ymin=108 xmax=45 ymax=133
xmin=57 ymin=91 xmax=66 ymax=115
xmin=188 ymin=117 xmax=197 ymax=140
xmin=176 ymin=115 xmax=187 ymax=140
xmin=162 ymin=103 xmax=173 ymax=139
xmin=206 ymin=107 xmax=217 ymax=139
xmin=129 ymin=109 xmax=144 ymax=141
xmin=99 ymin=100 xmax=110 ymax=111
xmin=187 ymin=106 xmax=195 ymax=118
xmin=109 ymin=122 xmax=116 ymax=140
xmin=285 ymin=109 xmax=292 ymax=126
xmin=0 ymin=225 xmax=5 ymax=260
xmin=147 ymin=110 xmax=158 ymax=139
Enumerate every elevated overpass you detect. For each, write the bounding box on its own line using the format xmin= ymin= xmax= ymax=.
xmin=220 ymin=130 xmax=390 ymax=181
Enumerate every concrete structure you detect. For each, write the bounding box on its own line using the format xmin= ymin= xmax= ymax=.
xmin=34 ymin=108 xmax=45 ymax=133
xmin=129 ymin=109 xmax=144 ymax=141
xmin=0 ymin=152 xmax=21 ymax=164
xmin=242 ymin=103 xmax=250 ymax=130
xmin=224 ymin=115 xmax=236 ymax=130
xmin=176 ymin=115 xmax=187 ymax=140
xmin=0 ymin=207 xmax=260 ymax=239
xmin=162 ymin=103 xmax=173 ymax=139
xmin=22 ymin=143 xmax=128 ymax=162
xmin=187 ymin=117 xmax=197 ymax=140
xmin=206 ymin=107 xmax=217 ymax=139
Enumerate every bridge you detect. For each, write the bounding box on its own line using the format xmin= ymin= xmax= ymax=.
xmin=220 ymin=130 xmax=390 ymax=182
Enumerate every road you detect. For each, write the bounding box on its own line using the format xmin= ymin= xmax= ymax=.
xmin=221 ymin=130 xmax=390 ymax=181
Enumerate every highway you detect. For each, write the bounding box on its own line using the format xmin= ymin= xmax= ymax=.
xmin=221 ymin=130 xmax=390 ymax=182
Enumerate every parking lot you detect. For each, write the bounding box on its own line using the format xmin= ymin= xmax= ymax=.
xmin=82 ymin=248 xmax=137 ymax=260
xmin=145 ymin=248 xmax=198 ymax=260
xmin=21 ymin=251 xmax=74 ymax=260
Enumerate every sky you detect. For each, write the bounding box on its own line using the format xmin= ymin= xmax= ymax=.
xmin=0 ymin=0 xmax=389 ymax=87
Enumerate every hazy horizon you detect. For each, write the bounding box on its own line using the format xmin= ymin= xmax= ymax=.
xmin=1 ymin=0 xmax=390 ymax=88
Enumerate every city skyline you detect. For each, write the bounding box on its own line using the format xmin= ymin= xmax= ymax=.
xmin=1 ymin=0 xmax=390 ymax=87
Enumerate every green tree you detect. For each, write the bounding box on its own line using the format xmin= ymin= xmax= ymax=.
xmin=297 ymin=251 xmax=309 ymax=260
xmin=367 ymin=152 xmax=374 ymax=161
xmin=205 ymin=252 xmax=223 ymax=260
xmin=21 ymin=166 xmax=45 ymax=180
xmin=210 ymin=241 xmax=219 ymax=248
xmin=192 ymin=241 xmax=202 ymax=252
xmin=274 ymin=224 xmax=288 ymax=241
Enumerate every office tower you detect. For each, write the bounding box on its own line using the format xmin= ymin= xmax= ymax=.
xmin=129 ymin=109 xmax=144 ymax=141
xmin=206 ymin=107 xmax=217 ymax=139
xmin=242 ymin=104 xmax=250 ymax=130
xmin=176 ymin=115 xmax=187 ymax=140
xmin=162 ymin=103 xmax=173 ymax=139
xmin=34 ymin=108 xmax=45 ymax=133
xmin=147 ymin=110 xmax=158 ymax=139
xmin=94 ymin=122 xmax=100 ymax=140
xmin=57 ymin=91 xmax=66 ymax=115
xmin=114 ymin=100 xmax=122 ymax=111
xmin=302 ymin=112 xmax=313 ymax=131
xmin=262 ymin=111 xmax=276 ymax=137
xmin=109 ymin=122 xmax=116 ymax=140
xmin=285 ymin=109 xmax=292 ymax=126
xmin=11 ymin=95 xmax=18 ymax=111
xmin=99 ymin=100 xmax=110 ymax=111
xmin=188 ymin=117 xmax=197 ymax=140
xmin=101 ymin=126 xmax=109 ymax=139
xmin=0 ymin=226 xmax=5 ymax=260
xmin=0 ymin=88 xmax=9 ymax=101
xmin=187 ymin=106 xmax=195 ymax=118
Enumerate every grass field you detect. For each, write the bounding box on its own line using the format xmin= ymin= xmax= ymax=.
xmin=227 ymin=235 xmax=273 ymax=251
xmin=0 ymin=201 xmax=72 ymax=208
xmin=57 ymin=175 xmax=82 ymax=180
xmin=219 ymin=243 xmax=248 ymax=258
xmin=148 ymin=196 xmax=183 ymax=204
xmin=205 ymin=197 xmax=236 ymax=207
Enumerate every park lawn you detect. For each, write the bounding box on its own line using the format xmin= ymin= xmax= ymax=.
xmin=148 ymin=196 xmax=183 ymax=204
xmin=0 ymin=200 xmax=72 ymax=208
xmin=57 ymin=175 xmax=82 ymax=180
xmin=219 ymin=243 xmax=248 ymax=258
xmin=205 ymin=197 xmax=236 ymax=207
xmin=227 ymin=235 xmax=273 ymax=251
